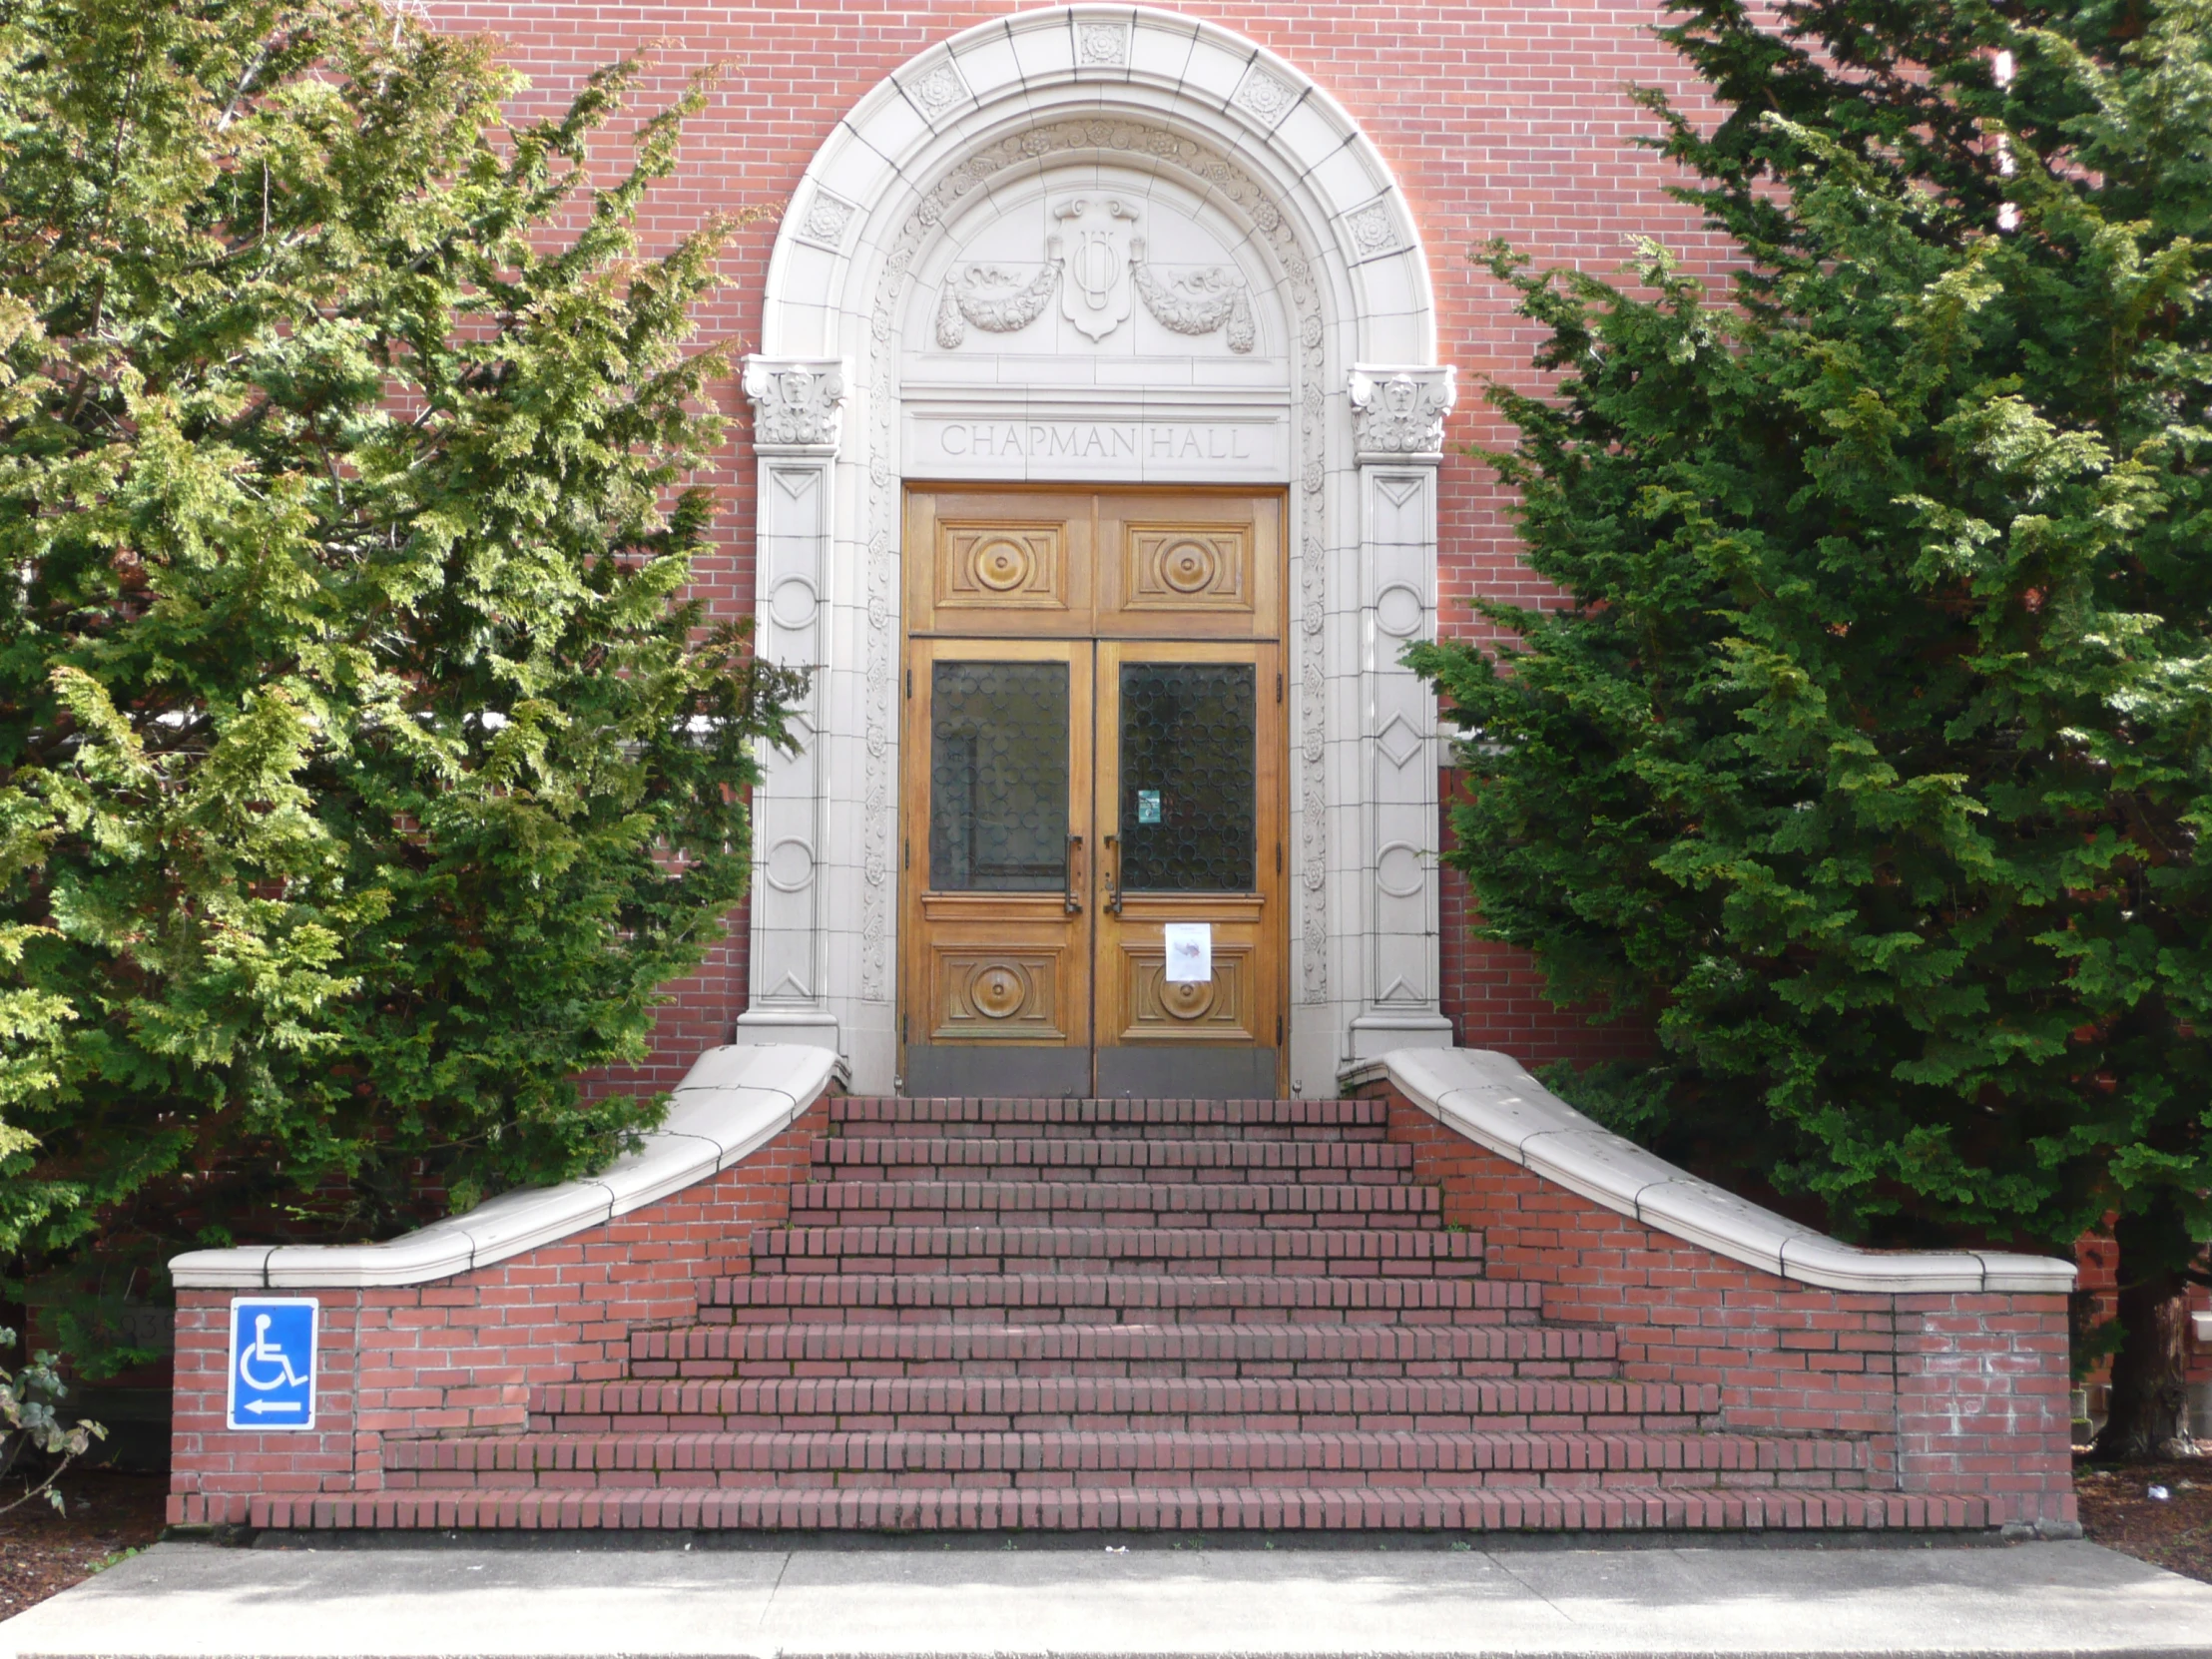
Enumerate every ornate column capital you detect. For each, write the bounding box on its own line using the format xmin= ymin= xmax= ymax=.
xmin=744 ymin=356 xmax=848 ymax=455
xmin=1348 ymin=364 xmax=1457 ymax=466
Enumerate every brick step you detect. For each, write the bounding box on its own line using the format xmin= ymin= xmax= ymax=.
xmin=752 ymin=1226 xmax=1481 ymax=1276
xmin=534 ymin=1378 xmax=1715 ymax=1431
xmin=791 ymin=1181 xmax=1440 ymax=1227
xmin=260 ymin=1485 xmax=1982 ymax=1534
xmin=700 ymin=1274 xmax=1542 ymax=1321
xmin=629 ymin=1320 xmax=1618 ymax=1378
xmin=830 ymin=1097 xmax=1387 ymax=1140
xmin=814 ymin=1138 xmax=1414 ymax=1181
xmin=383 ymin=1427 xmax=1872 ymax=1480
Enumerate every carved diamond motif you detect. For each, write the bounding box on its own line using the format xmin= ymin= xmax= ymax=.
xmin=1376 ymin=713 xmax=1422 ymax=771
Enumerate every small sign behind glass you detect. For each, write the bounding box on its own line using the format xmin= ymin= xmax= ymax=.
xmin=1136 ymin=790 xmax=1162 ymax=825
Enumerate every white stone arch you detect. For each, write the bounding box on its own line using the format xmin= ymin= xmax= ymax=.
xmin=739 ymin=6 xmax=1457 ymax=1096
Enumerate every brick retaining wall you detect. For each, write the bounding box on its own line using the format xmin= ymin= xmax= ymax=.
xmin=168 ymin=1102 xmax=829 ymax=1528
xmin=1375 ymin=1087 xmax=2076 ymax=1529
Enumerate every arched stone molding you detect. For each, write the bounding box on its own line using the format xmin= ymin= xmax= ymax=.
xmin=739 ymin=6 xmax=1456 ymax=1096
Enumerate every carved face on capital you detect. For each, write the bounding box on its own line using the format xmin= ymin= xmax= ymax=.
xmin=1382 ymin=374 xmax=1418 ymax=417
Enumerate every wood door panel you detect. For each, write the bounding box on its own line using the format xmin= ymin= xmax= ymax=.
xmin=1097 ymin=491 xmax=1281 ymax=640
xmin=934 ymin=520 xmax=1068 ymax=612
xmin=928 ymin=944 xmax=1074 ymax=1042
xmin=905 ymin=489 xmax=1093 ymax=636
xmin=1116 ymin=943 xmax=1256 ymax=1043
xmin=1119 ymin=523 xmax=1252 ymax=614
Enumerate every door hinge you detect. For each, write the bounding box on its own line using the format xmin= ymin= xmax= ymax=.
xmin=905 ymin=667 xmax=912 ymax=700
xmin=1276 ymin=841 xmax=1283 ymax=873
xmin=1276 ymin=671 xmax=1283 ymax=704
xmin=1277 ymin=1014 xmax=1284 ymax=1045
xmin=904 ymin=838 xmax=910 ymax=870
xmin=901 ymin=1014 xmax=908 ymax=1044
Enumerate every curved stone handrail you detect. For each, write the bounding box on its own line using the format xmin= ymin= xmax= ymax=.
xmin=170 ymin=1045 xmax=845 ymax=1290
xmin=1350 ymin=1048 xmax=2075 ymax=1296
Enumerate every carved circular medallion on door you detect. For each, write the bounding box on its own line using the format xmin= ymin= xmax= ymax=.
xmin=969 ymin=960 xmax=1032 ymax=1020
xmin=1158 ymin=537 xmax=1220 ymax=595
xmin=971 ymin=536 xmax=1034 ymax=592
xmin=1159 ymin=976 xmax=1218 ymax=1021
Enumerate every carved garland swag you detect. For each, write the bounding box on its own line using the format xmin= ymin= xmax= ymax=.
xmin=935 ymin=241 xmax=1257 ymax=351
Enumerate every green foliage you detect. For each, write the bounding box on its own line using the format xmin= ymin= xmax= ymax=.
xmin=1411 ymin=0 xmax=2212 ymax=1281
xmin=0 ymin=0 xmax=802 ymax=1362
xmin=0 ymin=1326 xmax=103 ymax=1515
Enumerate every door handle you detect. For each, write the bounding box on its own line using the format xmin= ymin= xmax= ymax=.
xmin=1065 ymin=834 xmax=1084 ymax=914
xmin=1102 ymin=834 xmax=1122 ymax=915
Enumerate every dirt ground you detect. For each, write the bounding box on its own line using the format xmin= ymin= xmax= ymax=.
xmin=1 ymin=1463 xmax=2209 ymax=1617
xmin=0 ymin=1467 xmax=170 ymax=1622
xmin=2074 ymin=1457 xmax=2212 ymax=1585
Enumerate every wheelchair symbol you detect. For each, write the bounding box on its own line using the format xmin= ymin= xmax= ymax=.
xmin=227 ymin=1297 xmax=316 ymax=1428
xmin=237 ymin=1314 xmax=308 ymax=1391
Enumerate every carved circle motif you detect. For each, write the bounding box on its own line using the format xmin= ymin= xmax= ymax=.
xmin=1160 ymin=975 xmax=1217 ymax=1021
xmin=1159 ymin=538 xmax=1219 ymax=595
xmin=970 ymin=962 xmax=1031 ymax=1019
xmin=971 ymin=536 xmax=1033 ymax=592
xmin=765 ymin=836 xmax=818 ymax=893
xmin=769 ymin=574 xmax=821 ymax=632
xmin=1374 ymin=582 xmax=1423 ymax=639
xmin=1377 ymin=841 xmax=1424 ymax=900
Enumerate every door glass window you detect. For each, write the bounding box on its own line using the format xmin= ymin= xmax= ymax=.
xmin=1118 ymin=663 xmax=1255 ymax=892
xmin=929 ymin=661 xmax=1069 ymax=891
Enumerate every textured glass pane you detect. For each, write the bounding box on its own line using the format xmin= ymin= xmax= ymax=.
xmin=930 ymin=662 xmax=1068 ymax=891
xmin=1119 ymin=663 xmax=1255 ymax=891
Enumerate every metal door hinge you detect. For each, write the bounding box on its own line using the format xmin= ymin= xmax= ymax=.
xmin=905 ymin=668 xmax=912 ymax=699
xmin=901 ymin=1014 xmax=908 ymax=1043
xmin=1276 ymin=671 xmax=1283 ymax=704
xmin=904 ymin=838 xmax=910 ymax=869
xmin=1277 ymin=1014 xmax=1284 ymax=1045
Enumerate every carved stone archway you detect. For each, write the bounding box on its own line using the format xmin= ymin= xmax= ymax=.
xmin=739 ymin=6 xmax=1456 ymax=1096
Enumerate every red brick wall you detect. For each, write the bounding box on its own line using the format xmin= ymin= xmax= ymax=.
xmin=1376 ymin=1087 xmax=2077 ymax=1527
xmin=412 ymin=0 xmax=1729 ymax=1086
xmin=168 ymin=1101 xmax=828 ymax=1528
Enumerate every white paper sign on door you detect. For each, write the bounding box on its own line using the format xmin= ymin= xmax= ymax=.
xmin=1163 ymin=923 xmax=1212 ymax=984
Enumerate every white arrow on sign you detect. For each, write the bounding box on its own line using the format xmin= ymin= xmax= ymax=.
xmin=242 ymin=1399 xmax=303 ymax=1413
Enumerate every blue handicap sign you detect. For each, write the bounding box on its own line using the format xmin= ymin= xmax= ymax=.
xmin=227 ymin=1298 xmax=317 ymax=1430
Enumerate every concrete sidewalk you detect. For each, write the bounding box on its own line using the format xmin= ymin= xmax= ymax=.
xmin=5 ymin=1536 xmax=2212 ymax=1658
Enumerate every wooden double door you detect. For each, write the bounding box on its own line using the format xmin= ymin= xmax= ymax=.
xmin=900 ymin=487 xmax=1288 ymax=1099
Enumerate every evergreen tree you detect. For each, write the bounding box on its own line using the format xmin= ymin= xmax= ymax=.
xmin=1411 ymin=0 xmax=2212 ymax=1456
xmin=0 ymin=0 xmax=801 ymax=1364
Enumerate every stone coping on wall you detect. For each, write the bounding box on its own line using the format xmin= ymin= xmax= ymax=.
xmin=1345 ymin=1048 xmax=2076 ymax=1297
xmin=169 ymin=1045 xmax=846 ymax=1290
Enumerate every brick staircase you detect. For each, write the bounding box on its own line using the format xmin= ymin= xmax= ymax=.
xmin=367 ymin=1094 xmax=1917 ymax=1530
